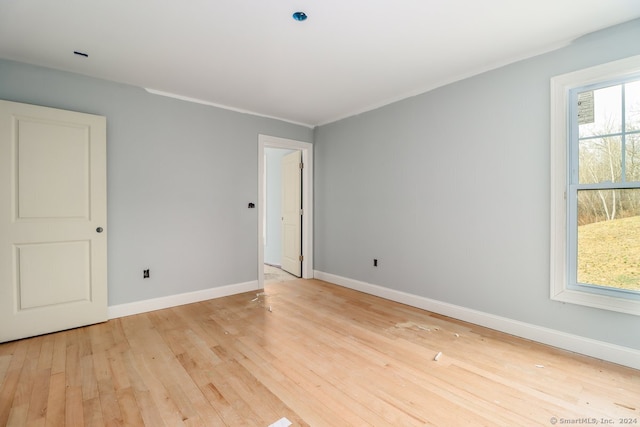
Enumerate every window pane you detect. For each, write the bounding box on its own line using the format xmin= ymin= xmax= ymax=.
xmin=626 ymin=80 xmax=640 ymax=132
xmin=578 ymin=136 xmax=621 ymax=184
xmin=579 ymin=85 xmax=622 ymax=138
xmin=577 ymin=189 xmax=640 ymax=292
xmin=625 ymin=133 xmax=640 ymax=182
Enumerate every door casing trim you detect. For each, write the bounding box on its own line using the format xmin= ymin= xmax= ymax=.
xmin=258 ymin=134 xmax=313 ymax=288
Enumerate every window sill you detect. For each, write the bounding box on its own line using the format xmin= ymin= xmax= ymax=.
xmin=551 ymin=287 xmax=640 ymax=316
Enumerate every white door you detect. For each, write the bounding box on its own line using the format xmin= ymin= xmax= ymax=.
xmin=281 ymin=150 xmax=302 ymax=277
xmin=0 ymin=100 xmax=107 ymax=343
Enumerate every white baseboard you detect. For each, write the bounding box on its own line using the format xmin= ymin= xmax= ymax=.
xmin=108 ymin=280 xmax=260 ymax=319
xmin=314 ymin=271 xmax=640 ymax=370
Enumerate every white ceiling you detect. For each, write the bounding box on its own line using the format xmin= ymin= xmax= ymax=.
xmin=1 ymin=1 xmax=640 ymax=127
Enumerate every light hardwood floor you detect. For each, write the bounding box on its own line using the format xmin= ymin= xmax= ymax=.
xmin=1 ymin=279 xmax=638 ymax=426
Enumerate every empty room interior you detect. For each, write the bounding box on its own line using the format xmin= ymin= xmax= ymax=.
xmin=1 ymin=1 xmax=640 ymax=425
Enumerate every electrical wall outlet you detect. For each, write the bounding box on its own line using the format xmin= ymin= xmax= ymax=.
xmin=143 ymin=269 xmax=150 ymax=278
xmin=373 ymin=259 xmax=378 ymax=267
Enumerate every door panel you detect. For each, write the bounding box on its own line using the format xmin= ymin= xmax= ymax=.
xmin=0 ymin=100 xmax=107 ymax=342
xmin=17 ymin=241 xmax=91 ymax=309
xmin=17 ymin=118 xmax=90 ymax=219
xmin=281 ymin=151 xmax=301 ymax=277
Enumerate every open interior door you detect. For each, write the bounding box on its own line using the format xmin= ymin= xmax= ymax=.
xmin=280 ymin=150 xmax=302 ymax=277
xmin=0 ymin=100 xmax=108 ymax=342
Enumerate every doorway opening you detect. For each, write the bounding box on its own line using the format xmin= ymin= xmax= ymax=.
xmin=258 ymin=135 xmax=313 ymax=289
xmin=264 ymin=148 xmax=299 ymax=279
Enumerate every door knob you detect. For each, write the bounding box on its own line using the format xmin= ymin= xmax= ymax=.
xmin=96 ymin=227 xmax=103 ymax=233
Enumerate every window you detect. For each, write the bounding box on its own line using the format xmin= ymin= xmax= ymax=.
xmin=550 ymin=55 xmax=640 ymax=315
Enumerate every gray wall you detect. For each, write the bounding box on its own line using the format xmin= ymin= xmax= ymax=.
xmin=264 ymin=148 xmax=295 ymax=265
xmin=0 ymin=59 xmax=312 ymax=306
xmin=313 ymin=19 xmax=640 ymax=350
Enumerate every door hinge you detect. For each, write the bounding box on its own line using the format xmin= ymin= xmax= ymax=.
xmin=300 ymin=209 xmax=303 ymax=216
xmin=299 ymin=255 xmax=304 ymax=261
xmin=299 ymin=162 xmax=304 ymax=170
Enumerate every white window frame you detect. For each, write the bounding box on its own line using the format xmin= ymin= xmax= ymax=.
xmin=550 ymin=54 xmax=640 ymax=316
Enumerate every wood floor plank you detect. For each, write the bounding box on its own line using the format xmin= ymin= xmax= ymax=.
xmin=25 ymin=367 xmax=50 ymax=425
xmin=106 ymin=349 xmax=131 ymax=392
xmin=128 ymin=349 xmax=189 ymax=426
xmin=63 ymin=330 xmax=85 ymax=427
xmin=6 ymin=403 xmax=28 ymax=427
xmin=115 ymin=387 xmax=145 ymax=426
xmin=64 ymin=386 xmax=84 ymax=427
xmin=120 ymin=350 xmax=168 ymax=427
xmin=0 ymin=278 xmax=638 ymax=426
xmin=36 ymin=335 xmax=54 ymax=372
xmin=45 ymin=371 xmax=66 ymax=426
xmin=82 ymin=396 xmax=105 ymax=427
xmin=96 ymin=376 xmax=122 ymax=424
xmin=232 ymin=339 xmax=345 ymax=426
xmin=12 ymin=355 xmax=36 ymax=414
xmin=88 ymin=322 xmax=115 ymax=356
xmin=81 ymin=354 xmax=99 ymax=401
xmin=50 ymin=332 xmax=67 ymax=376
xmin=0 ymin=354 xmax=11 ymax=394
xmin=0 ymin=363 xmax=23 ymax=425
